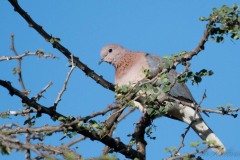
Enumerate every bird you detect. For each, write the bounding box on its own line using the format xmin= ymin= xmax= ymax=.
xmin=99 ymin=44 xmax=226 ymax=155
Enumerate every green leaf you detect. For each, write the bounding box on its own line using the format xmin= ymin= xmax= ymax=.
xmin=0 ymin=145 xmax=11 ymax=155
xmin=170 ymin=146 xmax=177 ymax=151
xmin=164 ymin=148 xmax=170 ymax=152
xmin=163 ymin=58 xmax=174 ymax=69
xmin=77 ymin=121 xmax=83 ymax=127
xmin=147 ymin=108 xmax=155 ymax=115
xmin=24 ymin=119 xmax=31 ymax=125
xmin=12 ymin=67 xmax=18 ymax=74
xmin=68 ymin=131 xmax=77 ymax=138
xmin=233 ymin=33 xmax=239 ymax=40
xmin=162 ymin=85 xmax=170 ymax=93
xmin=49 ymin=38 xmax=54 ymax=44
xmin=91 ymin=123 xmax=99 ymax=128
xmin=1 ymin=113 xmax=9 ymax=119
xmin=58 ymin=116 xmax=66 ymax=121
xmin=45 ymin=156 xmax=57 ymax=160
xmin=190 ymin=142 xmax=195 ymax=147
xmin=129 ymin=101 xmax=136 ymax=107
xmin=199 ymin=16 xmax=208 ymax=21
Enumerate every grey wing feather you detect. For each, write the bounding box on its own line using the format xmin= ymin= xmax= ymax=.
xmin=167 ymin=70 xmax=195 ymax=103
xmin=145 ymin=53 xmax=195 ymax=103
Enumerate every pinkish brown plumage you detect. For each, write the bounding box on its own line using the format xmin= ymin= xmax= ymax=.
xmin=99 ymin=44 xmax=226 ymax=155
xmin=114 ymin=52 xmax=149 ymax=85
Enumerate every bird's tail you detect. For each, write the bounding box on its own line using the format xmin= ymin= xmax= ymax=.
xmin=168 ymin=105 xmax=226 ymax=155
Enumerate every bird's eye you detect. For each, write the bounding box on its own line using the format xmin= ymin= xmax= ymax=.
xmin=108 ymin=49 xmax=112 ymax=53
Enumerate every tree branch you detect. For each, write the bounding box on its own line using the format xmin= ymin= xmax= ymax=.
xmin=53 ymin=55 xmax=76 ymax=109
xmin=8 ymin=0 xmax=114 ymax=91
xmin=0 ymin=79 xmax=143 ymax=159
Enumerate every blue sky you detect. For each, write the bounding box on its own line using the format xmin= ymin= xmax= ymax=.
xmin=1 ymin=1 xmax=240 ymax=160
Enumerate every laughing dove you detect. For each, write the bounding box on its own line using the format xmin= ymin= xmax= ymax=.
xmin=99 ymin=44 xmax=225 ymax=155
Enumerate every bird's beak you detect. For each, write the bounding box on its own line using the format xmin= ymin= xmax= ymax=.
xmin=98 ymin=58 xmax=104 ymax=65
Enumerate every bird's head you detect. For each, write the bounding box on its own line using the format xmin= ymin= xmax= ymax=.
xmin=99 ymin=44 xmax=127 ymax=66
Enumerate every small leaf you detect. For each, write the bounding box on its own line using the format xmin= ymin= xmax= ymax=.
xmin=199 ymin=16 xmax=208 ymax=21
xmin=170 ymin=146 xmax=177 ymax=151
xmin=1 ymin=113 xmax=9 ymax=119
xmin=49 ymin=38 xmax=54 ymax=44
xmin=147 ymin=108 xmax=154 ymax=115
xmin=58 ymin=116 xmax=65 ymax=121
xmin=12 ymin=68 xmax=19 ymax=74
xmin=190 ymin=142 xmax=195 ymax=147
xmin=36 ymin=49 xmax=44 ymax=56
xmin=164 ymin=148 xmax=170 ymax=152
xmin=162 ymin=85 xmax=170 ymax=93
xmin=77 ymin=121 xmax=83 ymax=127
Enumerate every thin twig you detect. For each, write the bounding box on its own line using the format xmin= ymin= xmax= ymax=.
xmin=0 ymin=79 xmax=143 ymax=159
xmin=81 ymin=105 xmax=119 ymax=122
xmin=53 ymin=55 xmax=75 ymax=109
xmin=0 ymin=51 xmax=56 ymax=62
xmin=0 ymin=109 xmax=37 ymax=117
xmin=0 ymin=133 xmax=82 ymax=159
xmin=199 ymin=107 xmax=240 ymax=117
xmin=33 ymin=82 xmax=53 ymax=101
xmin=118 ymin=107 xmax=136 ymax=122
xmin=166 ymin=146 xmax=210 ymax=160
xmin=10 ymin=34 xmax=32 ymax=159
xmin=66 ymin=136 xmax=86 ymax=147
xmin=10 ymin=34 xmax=26 ymax=91
xmin=174 ymin=124 xmax=192 ymax=155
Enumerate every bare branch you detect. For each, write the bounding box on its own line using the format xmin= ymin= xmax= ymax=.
xmin=132 ymin=114 xmax=152 ymax=160
xmin=199 ymin=107 xmax=240 ymax=117
xmin=82 ymin=105 xmax=119 ymax=122
xmin=8 ymin=0 xmax=114 ymax=91
xmin=0 ymin=79 xmax=143 ymax=159
xmin=1 ymin=125 xmax=64 ymax=135
xmin=166 ymin=146 xmax=210 ymax=160
xmin=118 ymin=107 xmax=136 ymax=122
xmin=33 ymin=82 xmax=53 ymax=101
xmin=174 ymin=124 xmax=192 ymax=155
xmin=183 ymin=21 xmax=214 ymax=61
xmin=54 ymin=55 xmax=76 ymax=109
xmin=9 ymin=34 xmax=32 ymax=159
xmin=0 ymin=133 xmax=82 ymax=159
xmin=10 ymin=34 xmax=27 ymax=92
xmin=0 ymin=51 xmax=56 ymax=62
xmin=66 ymin=136 xmax=86 ymax=147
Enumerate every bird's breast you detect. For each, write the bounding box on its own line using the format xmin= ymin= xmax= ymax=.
xmin=115 ymin=53 xmax=149 ymax=86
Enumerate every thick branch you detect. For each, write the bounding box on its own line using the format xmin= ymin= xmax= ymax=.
xmin=0 ymin=79 xmax=143 ymax=159
xmin=183 ymin=21 xmax=213 ymax=61
xmin=132 ymin=114 xmax=152 ymax=160
xmin=8 ymin=0 xmax=114 ymax=91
